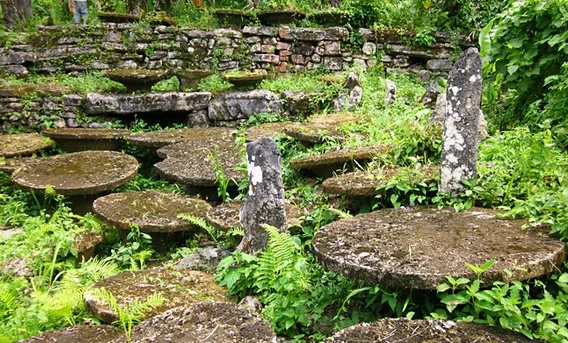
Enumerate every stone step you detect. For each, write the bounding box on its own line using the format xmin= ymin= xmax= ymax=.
xmin=312 ymin=207 xmax=565 ymax=289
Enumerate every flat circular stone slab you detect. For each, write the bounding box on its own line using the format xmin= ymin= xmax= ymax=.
xmin=106 ymin=69 xmax=168 ymax=85
xmin=0 ymin=156 xmax=37 ymax=173
xmin=284 ymin=114 xmax=363 ymax=144
xmin=93 ymin=191 xmax=211 ymax=232
xmin=122 ymin=302 xmax=276 ymax=343
xmin=324 ymin=318 xmax=536 ymax=343
xmin=312 ymin=207 xmax=566 ymax=289
xmin=244 ymin=122 xmax=300 ymax=142
xmin=206 ymin=201 xmax=303 ymax=230
xmin=322 ymin=165 xmax=438 ymax=197
xmin=127 ymin=127 xmax=234 ymax=149
xmin=13 ymin=151 xmax=138 ymax=195
xmin=290 ymin=146 xmax=389 ymax=177
xmin=306 ymin=113 xmax=360 ymax=125
xmin=42 ymin=128 xmax=130 ymax=152
xmin=84 ymin=267 xmax=229 ymax=323
xmin=21 ymin=325 xmax=125 ymax=343
xmin=155 ymin=143 xmax=244 ymax=187
xmin=0 ymin=133 xmax=54 ymax=157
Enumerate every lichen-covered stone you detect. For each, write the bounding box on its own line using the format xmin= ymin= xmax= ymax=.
xmin=290 ymin=146 xmax=389 ymax=177
xmin=206 ymin=201 xmax=303 ymax=231
xmin=73 ymin=230 xmax=105 ymax=261
xmin=222 ymin=71 xmax=268 ymax=89
xmin=238 ymin=138 xmax=286 ymax=254
xmin=42 ymin=128 xmax=130 ymax=152
xmin=0 ymin=83 xmax=71 ymax=97
xmin=127 ymin=127 xmax=234 ymax=148
xmin=86 ymin=92 xmax=211 ymax=115
xmin=0 ymin=133 xmax=53 ymax=157
xmin=13 ymin=151 xmax=138 ymax=195
xmin=283 ymin=115 xmax=361 ymax=144
xmin=333 ymin=72 xmax=362 ymax=112
xmin=84 ymin=268 xmax=230 ymax=324
xmin=175 ymin=247 xmax=231 ymax=272
xmin=208 ymin=90 xmax=282 ymax=122
xmin=155 ymin=142 xmax=243 ymax=187
xmin=112 ymin=302 xmax=276 ymax=343
xmin=279 ymin=27 xmax=348 ymax=41
xmin=21 ymin=325 xmax=125 ymax=343
xmin=105 ymin=69 xmax=168 ymax=86
xmin=93 ymin=191 xmax=211 ymax=232
xmin=385 ymin=79 xmax=396 ymax=105
xmin=322 ymin=165 xmax=438 ymax=197
xmin=312 ymin=207 xmax=565 ymax=289
xmin=440 ymin=47 xmax=482 ymax=195
xmin=324 ymin=318 xmax=537 ymax=343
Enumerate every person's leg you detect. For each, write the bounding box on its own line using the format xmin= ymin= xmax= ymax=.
xmin=78 ymin=2 xmax=88 ymax=24
xmin=73 ymin=1 xmax=81 ymax=24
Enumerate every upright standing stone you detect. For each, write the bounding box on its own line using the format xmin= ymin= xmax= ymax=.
xmin=385 ymin=79 xmax=396 ymax=105
xmin=239 ymin=138 xmax=287 ymax=254
xmin=1 ymin=0 xmax=33 ymax=30
xmin=333 ymin=72 xmax=363 ymax=112
xmin=440 ymin=47 xmax=482 ymax=195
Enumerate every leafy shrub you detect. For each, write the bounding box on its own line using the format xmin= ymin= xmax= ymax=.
xmin=150 ymin=76 xmax=180 ymax=92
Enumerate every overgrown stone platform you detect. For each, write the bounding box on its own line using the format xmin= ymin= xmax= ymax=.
xmin=324 ymin=318 xmax=537 ymax=342
xmin=84 ymin=267 xmax=229 ymax=324
xmin=312 ymin=207 xmax=566 ymax=289
xmin=0 ymin=133 xmax=53 ymax=157
xmin=112 ymin=302 xmax=276 ymax=343
xmin=93 ymin=191 xmax=211 ymax=232
xmin=244 ymin=122 xmax=299 ymax=142
xmin=42 ymin=128 xmax=129 ymax=152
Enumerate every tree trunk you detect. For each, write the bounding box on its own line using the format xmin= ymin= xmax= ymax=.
xmin=127 ymin=0 xmax=147 ymax=14
xmin=1 ymin=0 xmax=32 ymax=30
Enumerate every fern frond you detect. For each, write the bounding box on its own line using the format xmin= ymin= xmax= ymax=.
xmin=327 ymin=207 xmax=353 ymax=219
xmin=178 ymin=213 xmax=219 ymax=243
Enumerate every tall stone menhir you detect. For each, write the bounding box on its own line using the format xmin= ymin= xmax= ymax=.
xmin=440 ymin=47 xmax=482 ymax=195
xmin=239 ymin=138 xmax=287 ymax=254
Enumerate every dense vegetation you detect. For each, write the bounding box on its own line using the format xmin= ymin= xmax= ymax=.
xmin=2 ymin=0 xmax=568 ymax=342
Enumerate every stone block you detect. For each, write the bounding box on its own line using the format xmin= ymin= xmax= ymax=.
xmin=243 ymin=26 xmax=278 ymax=36
xmin=208 ymin=90 xmax=282 ymax=122
xmin=279 ymin=27 xmax=349 ymax=41
xmin=323 ymin=57 xmax=342 ymax=70
xmin=86 ymin=92 xmax=211 ymax=115
xmin=252 ymin=54 xmax=279 ymax=64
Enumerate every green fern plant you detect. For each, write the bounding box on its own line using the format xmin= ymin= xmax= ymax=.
xmin=178 ymin=213 xmax=244 ymax=247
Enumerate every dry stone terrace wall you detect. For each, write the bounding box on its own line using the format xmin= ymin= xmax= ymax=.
xmin=0 ymin=24 xmax=469 ymax=76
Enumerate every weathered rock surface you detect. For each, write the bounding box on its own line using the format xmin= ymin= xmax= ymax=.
xmin=290 ymin=146 xmax=389 ymax=178
xmin=282 ymin=91 xmax=322 ymax=117
xmin=42 ymin=128 xmax=129 ymax=152
xmin=112 ymin=302 xmax=276 ymax=343
xmin=0 ymin=133 xmax=53 ymax=157
xmin=333 ymin=72 xmax=362 ymax=112
xmin=208 ymin=90 xmax=282 ymax=122
xmin=279 ymin=26 xmax=349 ymax=41
xmin=431 ymin=92 xmax=488 ymax=142
xmin=312 ymin=207 xmax=565 ymax=289
xmin=244 ymin=122 xmax=299 ymax=142
xmin=385 ymin=79 xmax=396 ymax=105
xmin=440 ymin=47 xmax=482 ymax=195
xmin=93 ymin=191 xmax=211 ymax=232
xmin=13 ymin=151 xmax=138 ymax=195
xmin=86 ymin=92 xmax=211 ymax=115
xmin=176 ymin=247 xmax=231 ymax=272
xmin=85 ymin=268 xmax=230 ymax=323
xmin=419 ymin=80 xmax=440 ymax=109
xmin=206 ymin=201 xmax=303 ymax=231
xmin=324 ymin=318 xmax=537 ymax=343
xmin=127 ymin=127 xmax=234 ymax=148
xmin=105 ymin=69 xmax=168 ymax=86
xmin=238 ymin=138 xmax=287 ymax=254
xmin=322 ymin=165 xmax=438 ymax=197
xmin=21 ymin=325 xmax=125 ymax=343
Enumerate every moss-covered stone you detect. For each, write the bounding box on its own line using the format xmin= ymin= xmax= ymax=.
xmin=284 ymin=113 xmax=362 ymax=144
xmin=324 ymin=318 xmax=538 ymax=343
xmin=127 ymin=127 xmax=234 ymax=149
xmin=244 ymin=122 xmax=299 ymax=142
xmin=93 ymin=191 xmax=211 ymax=233
xmin=322 ymin=165 xmax=438 ymax=197
xmin=0 ymin=133 xmax=54 ymax=158
xmin=21 ymin=325 xmax=124 ymax=343
xmin=222 ymin=71 xmax=268 ymax=89
xmin=0 ymin=84 xmax=71 ymax=97
xmin=206 ymin=201 xmax=303 ymax=231
xmin=213 ymin=9 xmax=252 ymax=29
xmin=73 ymin=230 xmax=105 ymax=261
xmin=13 ymin=151 xmax=138 ymax=195
xmin=154 ymin=142 xmax=244 ymax=187
xmin=312 ymin=207 xmax=566 ymax=289
xmin=84 ymin=267 xmax=230 ymax=323
xmin=105 ymin=69 xmax=168 ymax=90
xmin=290 ymin=145 xmax=390 ymax=177
xmin=116 ymin=302 xmax=275 ymax=343
xmin=0 ymin=156 xmax=37 ymax=173
xmin=307 ymin=10 xmax=351 ymax=27
xmin=257 ymin=9 xmax=306 ymax=25
xmin=42 ymin=128 xmax=130 ymax=152
xmin=174 ymin=70 xmax=214 ymax=90
xmin=96 ymin=11 xmax=141 ymax=23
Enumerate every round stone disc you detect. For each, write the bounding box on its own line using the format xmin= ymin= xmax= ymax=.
xmin=93 ymin=191 xmax=211 ymax=232
xmin=0 ymin=156 xmax=37 ymax=173
xmin=290 ymin=146 xmax=389 ymax=177
xmin=84 ymin=267 xmax=230 ymax=324
xmin=42 ymin=128 xmax=130 ymax=152
xmin=306 ymin=113 xmax=360 ymax=125
xmin=283 ymin=123 xmax=347 ymax=144
xmin=125 ymin=302 xmax=276 ymax=343
xmin=322 ymin=165 xmax=438 ymax=197
xmin=127 ymin=127 xmax=234 ymax=148
xmin=244 ymin=122 xmax=299 ymax=142
xmin=324 ymin=318 xmax=536 ymax=343
xmin=13 ymin=151 xmax=138 ymax=195
xmin=21 ymin=325 xmax=125 ymax=343
xmin=0 ymin=133 xmax=54 ymax=157
xmin=206 ymin=201 xmax=304 ymax=231
xmin=312 ymin=207 xmax=566 ymax=289
xmin=155 ymin=143 xmax=244 ymax=187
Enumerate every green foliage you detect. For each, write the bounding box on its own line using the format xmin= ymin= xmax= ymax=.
xmin=198 ymin=74 xmax=233 ymax=93
xmin=107 ymin=226 xmax=155 ymax=270
xmin=150 ymin=76 xmax=180 ymax=92
xmin=481 ymin=0 xmax=568 ymax=143
xmin=2 ymin=72 xmax=125 ymax=94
